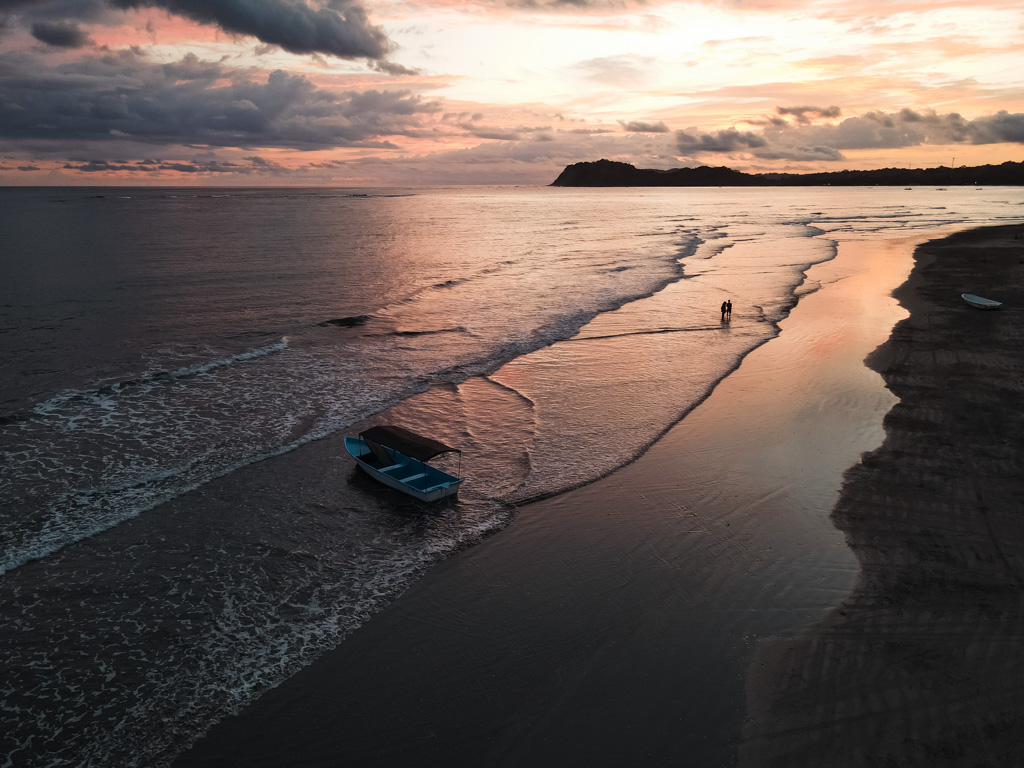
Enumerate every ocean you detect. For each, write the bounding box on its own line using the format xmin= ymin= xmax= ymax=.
xmin=2 ymin=184 xmax=1022 ymax=766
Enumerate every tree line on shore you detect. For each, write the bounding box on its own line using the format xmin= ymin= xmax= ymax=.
xmin=550 ymin=158 xmax=1024 ymax=187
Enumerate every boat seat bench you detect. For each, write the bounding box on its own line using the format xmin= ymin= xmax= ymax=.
xmin=421 ymin=482 xmax=452 ymax=493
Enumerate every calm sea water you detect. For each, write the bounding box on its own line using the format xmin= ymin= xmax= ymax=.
xmin=2 ymin=184 xmax=1022 ymax=766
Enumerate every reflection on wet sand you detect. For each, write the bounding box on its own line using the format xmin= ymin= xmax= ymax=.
xmin=178 ymin=232 xmax=923 ymax=767
xmin=742 ymin=224 xmax=1024 ymax=768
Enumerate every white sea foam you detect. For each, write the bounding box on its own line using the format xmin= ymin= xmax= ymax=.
xmin=27 ymin=338 xmax=290 ymax=418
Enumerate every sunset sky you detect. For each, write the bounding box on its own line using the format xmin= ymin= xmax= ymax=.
xmin=1 ymin=0 xmax=1022 ymax=185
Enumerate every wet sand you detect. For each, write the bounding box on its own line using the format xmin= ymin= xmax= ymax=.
xmin=741 ymin=223 xmax=1024 ymax=767
xmin=176 ymin=228 xmax=1004 ymax=767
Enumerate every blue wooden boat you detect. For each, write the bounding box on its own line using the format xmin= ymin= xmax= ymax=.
xmin=344 ymin=425 xmax=463 ymax=502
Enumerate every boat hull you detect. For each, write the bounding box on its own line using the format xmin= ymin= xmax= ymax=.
xmin=344 ymin=436 xmax=462 ymax=502
xmin=962 ymin=293 xmax=1002 ymax=309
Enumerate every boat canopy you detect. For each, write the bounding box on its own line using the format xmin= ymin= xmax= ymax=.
xmin=360 ymin=425 xmax=461 ymax=462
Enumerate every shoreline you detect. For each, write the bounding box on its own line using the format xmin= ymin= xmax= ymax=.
xmin=741 ymin=223 xmax=1024 ymax=766
xmin=175 ymin=229 xmax=927 ymax=766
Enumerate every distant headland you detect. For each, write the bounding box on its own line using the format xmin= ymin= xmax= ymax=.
xmin=550 ymin=159 xmax=1024 ymax=187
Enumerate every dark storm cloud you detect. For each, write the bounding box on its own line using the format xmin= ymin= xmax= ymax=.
xmin=794 ymin=113 xmax=925 ymax=150
xmin=370 ymin=59 xmax=420 ymax=76
xmin=751 ymin=145 xmax=844 ymax=161
xmin=787 ymin=109 xmax=1024 ymax=150
xmin=776 ymin=105 xmax=841 ymax=123
xmin=3 ymin=0 xmax=132 ymax=26
xmin=0 ymin=49 xmax=441 ymax=150
xmin=59 ymin=154 xmax=297 ymax=174
xmin=31 ymin=19 xmax=91 ymax=46
xmin=676 ymin=127 xmax=767 ymax=154
xmin=620 ymin=120 xmax=668 ymax=133
xmin=109 ymin=0 xmax=391 ymax=60
xmin=4 ymin=0 xmax=393 ymax=60
xmin=160 ymin=53 xmax=223 ymax=81
xmin=862 ymin=109 xmax=1024 ymax=146
xmin=671 ymin=107 xmax=1024 ymax=163
xmin=897 ymin=107 xmax=927 ymax=123
xmin=968 ymin=111 xmax=1024 ymax=144
xmin=66 ymin=157 xmax=234 ymax=172
xmin=742 ymin=108 xmax=1024 ymax=161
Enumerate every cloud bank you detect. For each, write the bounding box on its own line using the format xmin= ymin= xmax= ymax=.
xmin=764 ymin=109 xmax=1024 ymax=153
xmin=676 ymin=127 xmax=767 ymax=154
xmin=621 ymin=120 xmax=669 ymax=133
xmin=0 ymin=49 xmax=439 ymax=150
xmin=111 ymin=0 xmax=390 ymax=58
xmin=3 ymin=0 xmax=393 ymax=60
xmin=672 ymin=108 xmax=1024 ymax=163
xmin=30 ymin=19 xmax=93 ymax=47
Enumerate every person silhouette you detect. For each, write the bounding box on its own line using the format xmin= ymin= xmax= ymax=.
xmin=726 ymin=300 xmax=733 ymax=317
xmin=721 ymin=300 xmax=728 ymax=321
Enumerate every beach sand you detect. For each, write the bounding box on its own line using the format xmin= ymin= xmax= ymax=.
xmin=741 ymin=223 xmax=1024 ymax=767
xmin=176 ymin=225 xmax=1022 ymax=767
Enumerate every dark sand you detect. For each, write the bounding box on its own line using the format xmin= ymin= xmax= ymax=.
xmin=176 ymin=226 xmax=1023 ymax=767
xmin=741 ymin=224 xmax=1024 ymax=767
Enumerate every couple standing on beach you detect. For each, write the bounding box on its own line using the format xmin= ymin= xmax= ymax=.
xmin=720 ymin=299 xmax=733 ymax=321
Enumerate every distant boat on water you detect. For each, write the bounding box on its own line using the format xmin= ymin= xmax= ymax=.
xmin=345 ymin=425 xmax=463 ymax=502
xmin=962 ymin=293 xmax=1002 ymax=309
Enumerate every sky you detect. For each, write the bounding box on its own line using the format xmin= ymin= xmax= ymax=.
xmin=0 ymin=0 xmax=1022 ymax=186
